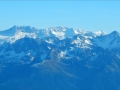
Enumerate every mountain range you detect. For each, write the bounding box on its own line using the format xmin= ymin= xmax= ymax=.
xmin=0 ymin=26 xmax=120 ymax=90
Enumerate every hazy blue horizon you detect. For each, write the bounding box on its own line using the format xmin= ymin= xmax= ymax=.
xmin=0 ymin=1 xmax=120 ymax=33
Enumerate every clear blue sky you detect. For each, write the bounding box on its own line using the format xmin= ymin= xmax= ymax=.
xmin=0 ymin=1 xmax=120 ymax=33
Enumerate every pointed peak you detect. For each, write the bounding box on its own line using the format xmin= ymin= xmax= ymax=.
xmin=13 ymin=25 xmax=17 ymax=27
xmin=10 ymin=25 xmax=38 ymax=31
xmin=11 ymin=25 xmax=21 ymax=30
xmin=110 ymin=30 xmax=120 ymax=36
xmin=111 ymin=30 xmax=119 ymax=33
xmin=46 ymin=26 xmax=69 ymax=32
xmin=94 ymin=31 xmax=107 ymax=36
xmin=48 ymin=26 xmax=66 ymax=29
xmin=11 ymin=25 xmax=17 ymax=29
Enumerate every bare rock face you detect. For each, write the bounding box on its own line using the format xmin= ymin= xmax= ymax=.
xmin=0 ymin=26 xmax=120 ymax=90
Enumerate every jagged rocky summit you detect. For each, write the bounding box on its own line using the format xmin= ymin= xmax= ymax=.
xmin=0 ymin=26 xmax=120 ymax=90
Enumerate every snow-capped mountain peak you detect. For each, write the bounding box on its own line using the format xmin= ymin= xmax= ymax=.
xmin=94 ymin=31 xmax=107 ymax=37
xmin=0 ymin=25 xmax=119 ymax=49
xmin=1 ymin=26 xmax=120 ymax=90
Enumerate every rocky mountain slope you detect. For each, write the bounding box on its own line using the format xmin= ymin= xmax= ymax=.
xmin=0 ymin=26 xmax=120 ymax=90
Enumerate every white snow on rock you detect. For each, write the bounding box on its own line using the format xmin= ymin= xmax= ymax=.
xmin=0 ymin=25 xmax=120 ymax=49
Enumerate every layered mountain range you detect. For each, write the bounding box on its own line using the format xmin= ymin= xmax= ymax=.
xmin=0 ymin=26 xmax=120 ymax=90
